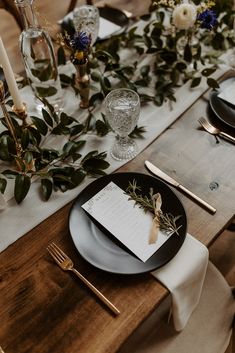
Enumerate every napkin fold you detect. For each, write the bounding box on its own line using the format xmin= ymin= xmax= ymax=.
xmin=151 ymin=233 xmax=209 ymax=331
xmin=0 ymin=193 xmax=6 ymax=210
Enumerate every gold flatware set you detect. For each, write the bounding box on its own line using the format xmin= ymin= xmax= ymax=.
xmin=145 ymin=160 xmax=217 ymax=214
xmin=198 ymin=117 xmax=235 ymax=143
xmin=47 ymin=242 xmax=120 ymax=316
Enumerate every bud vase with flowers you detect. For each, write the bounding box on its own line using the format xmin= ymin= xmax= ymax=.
xmin=154 ymin=0 xmax=218 ymax=57
xmin=69 ymin=31 xmax=92 ymax=109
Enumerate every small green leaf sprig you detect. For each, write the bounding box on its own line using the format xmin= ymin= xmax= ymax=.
xmin=126 ymin=180 xmax=182 ymax=235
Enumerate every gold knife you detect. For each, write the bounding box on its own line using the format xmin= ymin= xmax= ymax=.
xmin=145 ymin=160 xmax=216 ymax=214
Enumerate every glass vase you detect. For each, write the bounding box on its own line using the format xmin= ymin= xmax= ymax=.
xmin=15 ymin=0 xmax=62 ymax=111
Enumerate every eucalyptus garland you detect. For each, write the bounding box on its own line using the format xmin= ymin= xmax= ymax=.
xmin=60 ymin=0 xmax=235 ymax=106
xmin=0 ymin=97 xmax=111 ymax=203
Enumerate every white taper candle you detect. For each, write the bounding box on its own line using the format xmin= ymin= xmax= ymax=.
xmin=0 ymin=37 xmax=24 ymax=110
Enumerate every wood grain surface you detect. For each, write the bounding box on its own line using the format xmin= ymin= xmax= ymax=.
xmin=0 ymin=1 xmax=234 ymax=353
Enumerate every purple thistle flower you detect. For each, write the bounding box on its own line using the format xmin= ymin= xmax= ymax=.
xmin=70 ymin=31 xmax=91 ymax=51
xmin=198 ymin=9 xmax=217 ymax=30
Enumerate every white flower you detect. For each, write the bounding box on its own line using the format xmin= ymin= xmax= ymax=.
xmin=172 ymin=3 xmax=197 ymax=30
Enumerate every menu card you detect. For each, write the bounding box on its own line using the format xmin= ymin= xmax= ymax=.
xmin=218 ymin=80 xmax=235 ymax=106
xmin=99 ymin=17 xmax=122 ymax=39
xmin=82 ymin=182 xmax=173 ymax=262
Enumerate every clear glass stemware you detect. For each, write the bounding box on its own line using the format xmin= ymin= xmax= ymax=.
xmin=73 ymin=5 xmax=100 ymax=46
xmin=104 ymin=88 xmax=140 ymax=161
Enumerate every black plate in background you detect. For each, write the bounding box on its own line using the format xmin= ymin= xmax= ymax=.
xmin=69 ymin=173 xmax=187 ymax=275
xmin=98 ymin=5 xmax=129 ymax=32
xmin=61 ymin=5 xmax=129 ymax=42
xmin=209 ymin=77 xmax=235 ymax=129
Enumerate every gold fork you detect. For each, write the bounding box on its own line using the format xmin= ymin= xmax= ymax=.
xmin=198 ymin=117 xmax=235 ymax=144
xmin=47 ymin=243 xmax=120 ymax=316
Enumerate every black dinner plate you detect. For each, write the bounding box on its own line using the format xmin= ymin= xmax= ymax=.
xmin=69 ymin=172 xmax=187 ymax=275
xmin=209 ymin=77 xmax=235 ymax=129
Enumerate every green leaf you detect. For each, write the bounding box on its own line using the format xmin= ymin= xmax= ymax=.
xmin=62 ymin=140 xmax=85 ymax=155
xmin=143 ymin=34 xmax=152 ymax=48
xmin=140 ymin=65 xmax=150 ymax=77
xmin=129 ymin=125 xmax=146 ymax=138
xmin=41 ymin=148 xmax=59 ymax=162
xmin=57 ymin=46 xmax=67 ymax=66
xmin=160 ymin=50 xmax=177 ymax=65
xmin=0 ymin=135 xmax=15 ymax=161
xmin=175 ymin=62 xmax=187 ymax=72
xmin=70 ymin=169 xmax=86 ymax=186
xmin=21 ymin=128 xmax=30 ymax=149
xmin=35 ymin=86 xmax=57 ymax=98
xmin=207 ymin=78 xmax=220 ymax=89
xmin=139 ymin=94 xmax=154 ymax=103
xmin=0 ymin=178 xmax=7 ymax=193
xmin=51 ymin=124 xmax=70 ymax=135
xmin=60 ymin=112 xmax=76 ymax=126
xmin=201 ymin=68 xmax=217 ymax=77
xmin=190 ymin=77 xmax=201 ymax=88
xmin=135 ymin=46 xmax=145 ymax=55
xmin=42 ymin=108 xmax=54 ymax=127
xmin=59 ymin=73 xmax=73 ymax=87
xmin=31 ymin=116 xmax=48 ymax=136
xmin=140 ymin=13 xmax=151 ymax=21
xmin=82 ymin=158 xmax=109 ymax=171
xmin=70 ymin=124 xmax=84 ymax=136
xmin=2 ymin=170 xmax=19 ymax=178
xmin=100 ymin=76 xmax=111 ymax=95
xmin=14 ymin=174 xmax=31 ymax=204
xmin=31 ymin=59 xmax=54 ymax=81
xmin=28 ymin=126 xmax=42 ymax=145
xmin=24 ymin=151 xmax=33 ymax=164
xmin=91 ymin=71 xmax=101 ymax=82
xmin=184 ymin=44 xmax=192 ymax=62
xmin=89 ymin=92 xmax=104 ymax=107
xmin=95 ymin=50 xmax=115 ymax=63
xmin=95 ymin=120 xmax=110 ymax=136
xmin=41 ymin=178 xmax=53 ymax=201
xmin=154 ymin=94 xmax=164 ymax=106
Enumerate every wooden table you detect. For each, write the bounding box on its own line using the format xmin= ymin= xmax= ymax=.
xmin=0 ymin=74 xmax=234 ymax=353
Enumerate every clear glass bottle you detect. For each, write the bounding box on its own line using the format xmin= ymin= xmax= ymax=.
xmin=15 ymin=0 xmax=62 ymax=110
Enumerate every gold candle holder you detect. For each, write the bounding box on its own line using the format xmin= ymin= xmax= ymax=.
xmin=12 ymin=102 xmax=29 ymax=127
xmin=74 ymin=60 xmax=90 ymax=109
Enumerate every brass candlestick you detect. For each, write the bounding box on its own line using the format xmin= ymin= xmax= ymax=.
xmin=74 ymin=59 xmax=90 ymax=109
xmin=12 ymin=102 xmax=28 ymax=127
xmin=0 ymin=80 xmax=23 ymax=157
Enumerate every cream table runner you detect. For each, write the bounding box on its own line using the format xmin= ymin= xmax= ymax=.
xmin=0 ymin=59 xmax=230 ymax=252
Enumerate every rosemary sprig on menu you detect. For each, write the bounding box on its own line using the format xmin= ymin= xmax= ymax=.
xmin=126 ymin=180 xmax=182 ymax=236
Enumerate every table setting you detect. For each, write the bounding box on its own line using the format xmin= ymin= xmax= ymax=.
xmin=0 ymin=0 xmax=234 ymax=352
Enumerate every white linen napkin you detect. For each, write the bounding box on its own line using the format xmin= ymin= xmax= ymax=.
xmin=0 ymin=193 xmax=6 ymax=210
xmin=151 ymin=234 xmax=209 ymax=331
